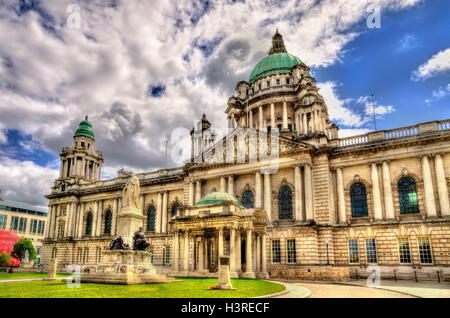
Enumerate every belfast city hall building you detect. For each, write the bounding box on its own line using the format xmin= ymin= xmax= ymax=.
xmin=41 ymin=32 xmax=450 ymax=281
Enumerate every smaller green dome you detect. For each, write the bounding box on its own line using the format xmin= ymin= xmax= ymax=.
xmin=74 ymin=116 xmax=95 ymax=139
xmin=196 ymin=192 xmax=244 ymax=208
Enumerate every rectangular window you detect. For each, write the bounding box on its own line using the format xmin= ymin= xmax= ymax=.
xmin=0 ymin=214 xmax=6 ymax=229
xmin=272 ymin=240 xmax=281 ymax=263
xmin=30 ymin=219 xmax=37 ymax=234
xmin=10 ymin=216 xmax=19 ymax=230
xmin=287 ymin=239 xmax=296 ymax=263
xmin=348 ymin=239 xmax=359 ymax=264
xmin=164 ymin=246 xmax=171 ymax=265
xmin=97 ymin=247 xmax=102 ymax=263
xmin=36 ymin=247 xmax=41 ymax=256
xmin=18 ymin=217 xmax=27 ymax=233
xmin=398 ymin=238 xmax=412 ymax=263
xmin=418 ymin=237 xmax=433 ymax=264
xmin=365 ymin=239 xmax=377 ymax=263
xmin=266 ymin=81 xmax=270 ymax=87
xmin=258 ymin=84 xmax=261 ymax=90
xmin=286 ymin=78 xmax=290 ymax=85
xmin=38 ymin=220 xmax=45 ymax=235
xmin=276 ymin=79 xmax=280 ymax=85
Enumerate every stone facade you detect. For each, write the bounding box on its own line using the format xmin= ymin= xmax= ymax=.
xmin=42 ymin=32 xmax=450 ymax=281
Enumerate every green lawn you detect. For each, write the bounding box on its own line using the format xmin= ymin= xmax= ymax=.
xmin=0 ymin=272 xmax=70 ymax=280
xmin=0 ymin=277 xmax=285 ymax=298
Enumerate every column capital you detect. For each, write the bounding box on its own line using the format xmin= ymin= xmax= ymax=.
xmin=431 ymin=152 xmax=445 ymax=158
xmin=330 ymin=166 xmax=343 ymax=172
xmin=368 ymin=161 xmax=382 ymax=167
xmin=418 ymin=153 xmax=432 ymax=160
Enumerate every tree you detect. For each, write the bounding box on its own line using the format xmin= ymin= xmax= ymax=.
xmin=0 ymin=252 xmax=10 ymax=266
xmin=11 ymin=238 xmax=36 ymax=263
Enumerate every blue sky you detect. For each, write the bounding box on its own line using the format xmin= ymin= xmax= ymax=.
xmin=0 ymin=0 xmax=448 ymax=206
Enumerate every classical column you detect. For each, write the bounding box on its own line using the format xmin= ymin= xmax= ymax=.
xmin=195 ymin=180 xmax=202 ymax=203
xmin=256 ymin=234 xmax=261 ymax=273
xmin=302 ymin=113 xmax=307 ymax=134
xmin=370 ymin=163 xmax=383 ymax=220
xmin=45 ymin=204 xmax=53 ymax=239
xmin=229 ymin=227 xmax=236 ymax=274
xmin=282 ymin=100 xmax=288 ymax=131
xmin=96 ymin=200 xmax=102 ymax=236
xmin=295 ymin=113 xmax=300 ymax=135
xmin=381 ymin=162 xmax=395 ymax=219
xmin=434 ymin=153 xmax=450 ymax=216
xmin=98 ymin=165 xmax=102 ymax=180
xmin=261 ymin=232 xmax=267 ymax=274
xmin=203 ymin=238 xmax=208 ymax=271
xmin=183 ymin=231 xmax=189 ymax=271
xmin=189 ymin=181 xmax=194 ymax=206
xmin=65 ymin=202 xmax=73 ymax=237
xmin=218 ymin=227 xmax=224 ymax=258
xmin=249 ymin=109 xmax=253 ymax=128
xmin=77 ymin=203 xmax=85 ymax=238
xmin=294 ymin=165 xmax=303 ymax=221
xmin=156 ymin=192 xmax=162 ymax=233
xmin=259 ymin=105 xmax=263 ymax=129
xmin=263 ymin=173 xmax=272 ymax=223
xmin=220 ymin=176 xmax=226 ymax=192
xmin=255 ymin=172 xmax=262 ymax=208
xmin=173 ymin=231 xmax=179 ymax=272
xmin=421 ymin=155 xmax=437 ymax=217
xmin=245 ymin=229 xmax=253 ymax=275
xmin=227 ymin=175 xmax=234 ymax=196
xmin=235 ymin=229 xmax=241 ymax=273
xmin=304 ymin=164 xmax=314 ymax=221
xmin=231 ymin=113 xmax=235 ymax=129
xmin=336 ymin=167 xmax=346 ymax=224
xmin=140 ymin=194 xmax=144 ymax=214
xmin=270 ymin=102 xmax=275 ymax=129
xmin=162 ymin=191 xmax=168 ymax=233
xmin=111 ymin=198 xmax=118 ymax=236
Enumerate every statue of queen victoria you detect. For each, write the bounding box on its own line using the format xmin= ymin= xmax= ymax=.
xmin=122 ymin=171 xmax=141 ymax=212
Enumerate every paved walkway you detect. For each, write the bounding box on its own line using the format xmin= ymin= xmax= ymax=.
xmin=336 ymin=279 xmax=450 ymax=298
xmin=294 ymin=282 xmax=414 ymax=298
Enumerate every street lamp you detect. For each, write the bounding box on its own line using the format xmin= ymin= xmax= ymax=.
xmin=325 ymin=240 xmax=330 ymax=265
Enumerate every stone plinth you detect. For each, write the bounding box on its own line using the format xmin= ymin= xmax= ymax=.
xmin=116 ymin=207 xmax=146 ymax=246
xmin=81 ymin=250 xmax=178 ymax=285
xmin=45 ymin=258 xmax=57 ymax=280
xmin=216 ymin=257 xmax=235 ymax=290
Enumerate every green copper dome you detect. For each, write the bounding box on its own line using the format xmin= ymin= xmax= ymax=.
xmin=249 ymin=53 xmax=303 ymax=83
xmin=196 ymin=192 xmax=244 ymax=208
xmin=74 ymin=116 xmax=95 ymax=139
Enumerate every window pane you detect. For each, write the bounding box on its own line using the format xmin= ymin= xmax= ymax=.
xmin=241 ymin=191 xmax=255 ymax=209
xmin=171 ymin=203 xmax=180 ymax=217
xmin=278 ymin=186 xmax=293 ymax=219
xmin=418 ymin=237 xmax=433 ymax=264
xmin=350 ymin=183 xmax=368 ymax=217
xmin=398 ymin=177 xmax=419 ymax=214
xmin=287 ymin=239 xmax=296 ymax=263
xmin=272 ymin=240 xmax=281 ymax=263
xmin=365 ymin=239 xmax=377 ymax=263
xmin=398 ymin=238 xmax=411 ymax=263
xmin=85 ymin=213 xmax=93 ymax=235
xmin=348 ymin=239 xmax=359 ymax=263
xmin=104 ymin=211 xmax=112 ymax=234
xmin=147 ymin=206 xmax=156 ymax=231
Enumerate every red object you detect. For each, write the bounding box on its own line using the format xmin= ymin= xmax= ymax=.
xmin=0 ymin=229 xmax=23 ymax=266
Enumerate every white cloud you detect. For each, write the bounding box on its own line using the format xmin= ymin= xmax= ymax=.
xmin=425 ymin=84 xmax=450 ymax=104
xmin=0 ymin=157 xmax=58 ymax=207
xmin=411 ymin=48 xmax=450 ymax=81
xmin=318 ymin=81 xmax=365 ymax=127
xmin=339 ymin=128 xmax=371 ymax=138
xmin=0 ymin=0 xmax=420 ymax=205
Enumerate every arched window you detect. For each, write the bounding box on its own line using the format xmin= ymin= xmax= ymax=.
xmin=147 ymin=206 xmax=156 ymax=231
xmin=85 ymin=212 xmax=93 ymax=235
xmin=398 ymin=177 xmax=419 ymax=214
xmin=241 ymin=190 xmax=255 ymax=209
xmin=171 ymin=203 xmax=180 ymax=217
xmin=278 ymin=186 xmax=293 ymax=219
xmin=104 ymin=210 xmax=112 ymax=234
xmin=350 ymin=183 xmax=368 ymax=217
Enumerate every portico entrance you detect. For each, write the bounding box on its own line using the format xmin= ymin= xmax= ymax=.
xmin=170 ymin=203 xmax=269 ymax=279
